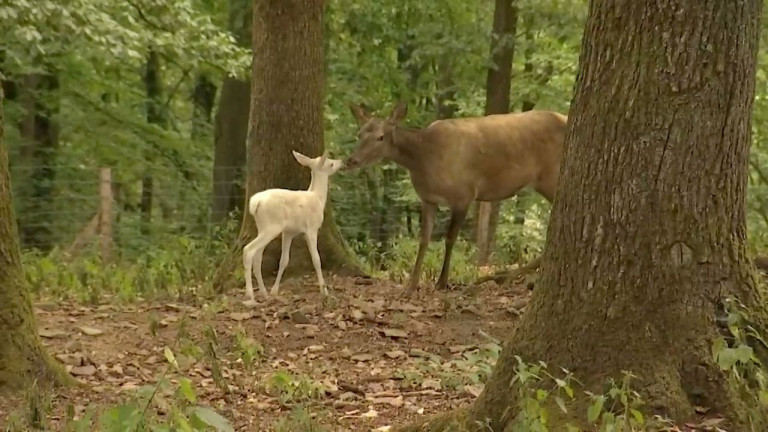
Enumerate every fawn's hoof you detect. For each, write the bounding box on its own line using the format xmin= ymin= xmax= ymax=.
xmin=242 ymin=299 xmax=258 ymax=308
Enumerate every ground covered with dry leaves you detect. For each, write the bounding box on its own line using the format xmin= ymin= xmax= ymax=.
xmin=0 ymin=276 xmax=531 ymax=431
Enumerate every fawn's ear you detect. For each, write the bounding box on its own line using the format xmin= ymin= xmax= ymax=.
xmin=388 ymin=101 xmax=408 ymax=124
xmin=349 ymin=103 xmax=370 ymax=126
xmin=292 ymin=150 xmax=313 ymax=167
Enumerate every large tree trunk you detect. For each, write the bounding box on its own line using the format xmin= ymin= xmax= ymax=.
xmin=471 ymin=0 xmax=767 ymax=429
xmin=213 ymin=0 xmax=361 ymax=293
xmin=0 ymin=86 xmax=69 ymax=390
xmin=210 ymin=0 xmax=251 ymax=225
xmin=140 ymin=49 xmax=165 ymax=236
xmin=475 ymin=0 xmax=518 ymax=265
xmin=405 ymin=0 xmax=768 ymax=430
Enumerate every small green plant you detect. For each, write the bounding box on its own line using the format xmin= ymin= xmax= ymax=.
xmin=712 ymin=297 xmax=768 ymax=423
xmin=272 ymin=405 xmax=329 ymax=432
xmin=232 ymin=326 xmax=265 ymax=370
xmin=507 ymin=356 xmax=579 ymax=432
xmin=264 ymin=371 xmax=325 ymax=406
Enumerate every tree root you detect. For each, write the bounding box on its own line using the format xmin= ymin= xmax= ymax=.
xmin=474 ymin=256 xmax=542 ymax=286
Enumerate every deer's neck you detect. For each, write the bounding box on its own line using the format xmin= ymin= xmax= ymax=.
xmin=308 ymin=171 xmax=330 ymax=206
xmin=390 ymin=127 xmax=427 ymax=172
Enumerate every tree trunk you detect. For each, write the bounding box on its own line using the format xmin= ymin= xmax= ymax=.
xmin=0 ymin=86 xmax=69 ymax=390
xmin=141 ymin=49 xmax=165 ymax=236
xmin=467 ymin=0 xmax=767 ymax=429
xmin=213 ymin=0 xmax=361 ymax=293
xmin=476 ymin=0 xmax=518 ymax=265
xmin=191 ymin=74 xmax=217 ymax=141
xmin=210 ymin=0 xmax=251 ymax=225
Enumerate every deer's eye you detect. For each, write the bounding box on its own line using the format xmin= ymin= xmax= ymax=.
xmin=377 ymin=135 xmax=384 ymax=141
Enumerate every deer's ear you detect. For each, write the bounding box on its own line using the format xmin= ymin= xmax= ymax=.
xmin=349 ymin=103 xmax=370 ymax=126
xmin=292 ymin=150 xmax=313 ymax=167
xmin=389 ymin=101 xmax=408 ymax=124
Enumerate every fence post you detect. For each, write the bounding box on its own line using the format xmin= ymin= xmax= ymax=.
xmin=99 ymin=167 xmax=113 ymax=264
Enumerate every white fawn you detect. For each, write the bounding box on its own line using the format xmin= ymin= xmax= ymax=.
xmin=243 ymin=150 xmax=344 ymax=302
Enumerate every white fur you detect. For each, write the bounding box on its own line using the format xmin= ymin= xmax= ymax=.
xmin=243 ymin=150 xmax=344 ymax=301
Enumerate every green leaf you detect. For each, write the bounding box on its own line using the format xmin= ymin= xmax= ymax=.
xmin=587 ymin=396 xmax=604 ymax=423
xmin=190 ymin=406 xmax=234 ymax=432
xmin=735 ymin=344 xmax=754 ymax=364
xmin=555 ymin=396 xmax=568 ymax=414
xmin=716 ymin=347 xmax=739 ymax=370
xmin=630 ymin=408 xmax=644 ymax=424
xmin=536 ymin=389 xmax=548 ymax=401
xmin=164 ymin=346 xmax=179 ymax=370
xmin=178 ymin=377 xmax=197 ymax=404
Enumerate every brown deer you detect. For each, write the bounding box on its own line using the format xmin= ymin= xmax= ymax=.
xmin=344 ymin=101 xmax=568 ymax=292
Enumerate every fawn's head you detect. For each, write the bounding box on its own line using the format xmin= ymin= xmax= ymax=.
xmin=344 ymin=101 xmax=408 ymax=170
xmin=292 ymin=150 xmax=344 ymax=175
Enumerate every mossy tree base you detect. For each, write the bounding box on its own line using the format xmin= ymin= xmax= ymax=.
xmin=0 ymin=85 xmax=72 ymax=392
xmin=401 ymin=0 xmax=768 ymax=430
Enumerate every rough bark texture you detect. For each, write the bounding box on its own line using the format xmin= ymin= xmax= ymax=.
xmin=141 ymin=49 xmax=165 ymax=236
xmin=213 ymin=0 xmax=361 ymax=293
xmin=470 ymin=0 xmax=767 ymax=429
xmin=475 ymin=0 xmax=518 ymax=265
xmin=210 ymin=0 xmax=251 ymax=225
xmin=192 ymin=74 xmax=217 ymax=141
xmin=0 ymin=86 xmax=69 ymax=391
xmin=404 ymin=0 xmax=768 ymax=430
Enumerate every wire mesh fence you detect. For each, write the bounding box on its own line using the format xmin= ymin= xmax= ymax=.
xmin=8 ymin=163 xmax=559 ymax=270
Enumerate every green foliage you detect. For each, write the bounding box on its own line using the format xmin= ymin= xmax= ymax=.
xmin=271 ymin=406 xmax=329 ymax=432
xmin=712 ymin=297 xmax=768 ymax=422
xmin=502 ymin=358 xmax=674 ymax=432
xmin=263 ymin=371 xmax=326 ymax=406
xmin=21 ymin=233 xmax=228 ymax=303
xmin=376 ymin=235 xmax=479 ymax=284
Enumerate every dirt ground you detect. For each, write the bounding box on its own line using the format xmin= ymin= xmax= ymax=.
xmin=0 ymin=275 xmax=532 ymax=431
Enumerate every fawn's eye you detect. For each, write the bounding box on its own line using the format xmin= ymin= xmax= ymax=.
xmin=377 ymin=135 xmax=384 ymax=141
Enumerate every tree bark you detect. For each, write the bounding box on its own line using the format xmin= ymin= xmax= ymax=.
xmin=140 ymin=49 xmax=165 ymax=236
xmin=210 ymin=0 xmax=251 ymax=225
xmin=213 ymin=0 xmax=362 ymax=293
xmin=404 ymin=0 xmax=768 ymax=430
xmin=470 ymin=0 xmax=767 ymax=429
xmin=0 ymin=85 xmax=70 ymax=390
xmin=476 ymin=0 xmax=518 ymax=265
xmin=191 ymin=74 xmax=217 ymax=141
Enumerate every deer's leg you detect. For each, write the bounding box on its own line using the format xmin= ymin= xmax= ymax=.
xmin=270 ymin=232 xmax=295 ymax=296
xmin=407 ymin=202 xmax=437 ymax=292
xmin=436 ymin=206 xmax=469 ymax=290
xmin=245 ymin=228 xmax=281 ymax=299
xmin=305 ymin=231 xmax=327 ymax=296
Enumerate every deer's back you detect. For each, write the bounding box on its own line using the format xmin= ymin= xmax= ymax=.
xmin=421 ymin=110 xmax=567 ymax=202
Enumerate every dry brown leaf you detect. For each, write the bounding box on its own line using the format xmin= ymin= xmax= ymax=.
xmin=229 ymin=312 xmax=253 ymax=321
xmin=384 ymin=350 xmax=407 ymax=359
xmin=39 ymin=328 xmax=68 ymax=339
xmin=78 ymin=326 xmax=104 ymax=336
xmin=351 ymin=353 xmax=374 ymax=362
xmin=70 ymin=365 xmax=97 ymax=376
xmin=465 ymin=384 xmax=484 ymax=398
xmin=381 ymin=328 xmax=408 ymax=339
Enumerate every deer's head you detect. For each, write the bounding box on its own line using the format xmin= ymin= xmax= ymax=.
xmin=344 ymin=102 xmax=408 ymax=170
xmin=292 ymin=150 xmax=345 ymax=175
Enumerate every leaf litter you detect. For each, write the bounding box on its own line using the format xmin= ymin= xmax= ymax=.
xmin=1 ymin=276 xmax=526 ymax=430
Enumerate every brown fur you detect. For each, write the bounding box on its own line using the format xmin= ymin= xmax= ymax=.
xmin=345 ymin=102 xmax=567 ymax=291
